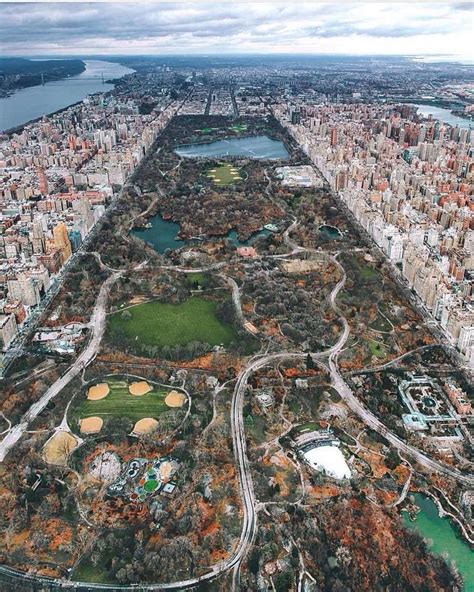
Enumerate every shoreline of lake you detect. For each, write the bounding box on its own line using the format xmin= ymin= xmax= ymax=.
xmin=403 ymin=494 xmax=474 ymax=590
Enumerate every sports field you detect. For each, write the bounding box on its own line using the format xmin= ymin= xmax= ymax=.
xmin=76 ymin=377 xmax=169 ymax=423
xmin=229 ymin=123 xmax=248 ymax=133
xmin=108 ymin=296 xmax=236 ymax=348
xmin=206 ymin=163 xmax=243 ymax=186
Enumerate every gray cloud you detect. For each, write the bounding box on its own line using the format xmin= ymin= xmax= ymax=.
xmin=0 ymin=2 xmax=471 ymax=55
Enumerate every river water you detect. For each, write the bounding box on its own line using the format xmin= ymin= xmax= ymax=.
xmin=0 ymin=60 xmax=135 ymax=132
xmin=410 ymin=104 xmax=472 ymax=129
xmin=403 ymin=494 xmax=474 ymax=590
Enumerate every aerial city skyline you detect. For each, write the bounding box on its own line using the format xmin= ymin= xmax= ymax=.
xmin=0 ymin=3 xmax=473 ymax=592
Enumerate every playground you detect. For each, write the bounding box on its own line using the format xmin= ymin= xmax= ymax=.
xmin=106 ymin=456 xmax=179 ymax=503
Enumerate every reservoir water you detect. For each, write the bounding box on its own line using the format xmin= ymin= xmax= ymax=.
xmin=0 ymin=60 xmax=135 ymax=132
xmin=403 ymin=494 xmax=474 ymax=591
xmin=175 ymin=135 xmax=289 ymax=160
xmin=410 ymin=104 xmax=472 ymax=129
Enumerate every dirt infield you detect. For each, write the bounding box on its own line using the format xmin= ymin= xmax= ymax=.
xmin=129 ymin=381 xmax=152 ymax=396
xmin=79 ymin=416 xmax=103 ymax=434
xmin=159 ymin=460 xmax=174 ymax=481
xmin=165 ymin=390 xmax=186 ymax=408
xmin=133 ymin=417 xmax=159 ymax=434
xmin=87 ymin=383 xmax=110 ymax=400
xmin=43 ymin=430 xmax=78 ymax=466
xmin=282 ymin=259 xmax=324 ymax=274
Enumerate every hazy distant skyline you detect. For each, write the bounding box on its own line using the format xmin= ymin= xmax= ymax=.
xmin=1 ymin=1 xmax=473 ymax=59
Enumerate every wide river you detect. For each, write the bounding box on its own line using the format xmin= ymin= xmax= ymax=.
xmin=410 ymin=104 xmax=472 ymax=129
xmin=0 ymin=60 xmax=135 ymax=132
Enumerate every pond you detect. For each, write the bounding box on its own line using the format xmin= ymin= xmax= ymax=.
xmin=131 ymin=215 xmax=184 ymax=253
xmin=319 ymin=224 xmax=342 ymax=240
xmin=226 ymin=228 xmax=271 ymax=247
xmin=403 ymin=494 xmax=474 ymax=591
xmin=175 ymin=135 xmax=289 ymax=160
xmin=131 ymin=209 xmax=276 ymax=255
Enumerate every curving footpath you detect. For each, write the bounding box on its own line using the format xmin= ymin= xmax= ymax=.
xmin=1 ymin=218 xmax=473 ymax=591
xmin=0 ymin=272 xmax=122 ymax=463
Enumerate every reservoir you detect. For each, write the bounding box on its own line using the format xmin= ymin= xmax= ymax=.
xmin=0 ymin=60 xmax=135 ymax=132
xmin=176 ymin=135 xmax=289 ymax=160
xmin=410 ymin=104 xmax=472 ymax=129
xmin=403 ymin=494 xmax=474 ymax=591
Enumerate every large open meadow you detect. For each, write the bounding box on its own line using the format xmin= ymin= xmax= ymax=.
xmin=107 ymin=296 xmax=237 ymax=348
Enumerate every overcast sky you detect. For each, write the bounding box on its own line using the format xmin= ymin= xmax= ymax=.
xmin=0 ymin=1 xmax=473 ymax=59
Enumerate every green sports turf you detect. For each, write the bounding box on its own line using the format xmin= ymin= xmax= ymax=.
xmin=108 ymin=296 xmax=237 ymax=348
xmin=206 ymin=163 xmax=243 ymax=186
xmin=229 ymin=124 xmax=248 ymax=133
xmin=76 ymin=377 xmax=169 ymax=422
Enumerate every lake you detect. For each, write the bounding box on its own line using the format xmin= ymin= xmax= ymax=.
xmin=131 ymin=215 xmax=185 ymax=254
xmin=131 ymin=214 xmax=273 ymax=254
xmin=0 ymin=60 xmax=135 ymax=132
xmin=403 ymin=494 xmax=474 ymax=591
xmin=410 ymin=104 xmax=472 ymax=129
xmin=175 ymin=135 xmax=289 ymax=159
xmin=226 ymin=228 xmax=271 ymax=246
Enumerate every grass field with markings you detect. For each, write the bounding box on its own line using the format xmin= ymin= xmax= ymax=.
xmin=73 ymin=377 xmax=169 ymax=423
xmin=206 ymin=163 xmax=243 ymax=186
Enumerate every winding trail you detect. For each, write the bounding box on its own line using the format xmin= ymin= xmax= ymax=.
xmin=1 ymin=213 xmax=473 ymax=591
xmin=0 ymin=271 xmax=122 ymax=463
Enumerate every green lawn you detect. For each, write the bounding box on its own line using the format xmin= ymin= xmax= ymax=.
xmin=71 ymin=556 xmax=115 ymax=584
xmin=369 ymin=312 xmax=392 ymax=332
xmin=294 ymin=421 xmax=321 ymax=434
xmin=206 ymin=163 xmax=243 ymax=186
xmin=359 ymin=265 xmax=379 ymax=281
xmin=74 ymin=377 xmax=169 ymax=423
xmin=229 ymin=123 xmax=248 ymax=133
xmin=108 ymin=296 xmax=237 ymax=348
xmin=368 ymin=339 xmax=386 ymax=358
